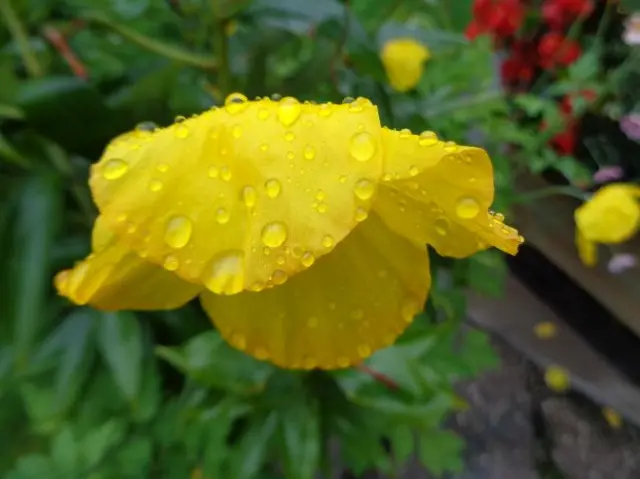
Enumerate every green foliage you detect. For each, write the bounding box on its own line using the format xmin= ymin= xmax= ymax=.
xmin=0 ymin=0 xmax=604 ymax=477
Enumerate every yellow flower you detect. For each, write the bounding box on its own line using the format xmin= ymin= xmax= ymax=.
xmin=544 ymin=365 xmax=570 ymax=393
xmin=381 ymin=38 xmax=430 ymax=92
xmin=533 ymin=321 xmax=557 ymax=339
xmin=55 ymin=94 xmax=522 ymax=370
xmin=574 ymin=183 xmax=640 ymax=266
xmin=602 ymin=406 xmax=623 ymax=429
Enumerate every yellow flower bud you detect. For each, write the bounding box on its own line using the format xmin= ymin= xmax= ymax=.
xmin=381 ymin=38 xmax=430 ymax=92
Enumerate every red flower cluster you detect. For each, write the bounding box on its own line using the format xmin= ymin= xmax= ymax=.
xmin=540 ymin=90 xmax=596 ymax=155
xmin=542 ymin=0 xmax=594 ymax=30
xmin=466 ymin=0 xmax=525 ymax=43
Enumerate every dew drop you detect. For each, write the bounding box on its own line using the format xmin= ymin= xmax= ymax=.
xmin=215 ymin=208 xmax=230 ymax=224
xmin=318 ymin=104 xmax=333 ymax=117
xmin=455 ymin=196 xmax=480 ymax=219
xmin=301 ymin=252 xmax=315 ymax=268
xmin=220 ymin=166 xmax=232 ymax=181
xmin=148 ymin=179 xmax=163 ymax=192
xmin=443 ymin=141 xmax=458 ymax=152
xmin=231 ymin=332 xmax=247 ymax=350
xmin=355 ymin=207 xmax=368 ymax=222
xmin=265 ymin=179 xmax=282 ymax=198
xmin=232 ymin=125 xmax=243 ymax=139
xmin=103 ymin=159 xmax=128 ymax=180
xmin=208 ymin=166 xmax=220 ymax=178
xmin=163 ymin=255 xmax=180 ymax=271
xmin=339 ymin=175 xmax=347 ymax=184
xmin=354 ymin=179 xmax=375 ymax=200
xmin=351 ymin=309 xmax=364 ymax=320
xmin=303 ymin=145 xmax=316 ymax=160
xmin=303 ymin=356 xmax=318 ymax=369
xmin=337 ymin=357 xmax=350 ymax=368
xmin=349 ymin=132 xmax=376 ymax=162
xmin=284 ymin=131 xmax=295 ymax=142
xmin=399 ymin=128 xmax=411 ymax=138
xmin=401 ymin=298 xmax=420 ymax=323
xmin=321 ymin=235 xmax=335 ymax=249
xmin=136 ymin=121 xmax=158 ymax=134
xmin=286 ymin=151 xmax=294 ymax=160
xmin=261 ymin=222 xmax=288 ymax=247
xmin=409 ymin=165 xmax=420 ymax=177
xmin=260 ymin=143 xmax=269 ymax=152
xmin=157 ymin=163 xmax=169 ymax=173
xmin=203 ymin=250 xmax=245 ymax=295
xmin=317 ymin=202 xmax=327 ymax=213
xmin=254 ymin=347 xmax=269 ymax=360
xmin=174 ymin=123 xmax=189 ymax=139
xmin=357 ymin=344 xmax=372 ymax=358
xmin=278 ymin=97 xmax=302 ymax=126
xmin=164 ymin=215 xmax=193 ymax=249
xmin=342 ymin=96 xmax=354 ymax=104
xmin=307 ymin=316 xmax=319 ymax=328
xmin=257 ymin=108 xmax=269 ymax=120
xmin=224 ymin=92 xmax=249 ymax=114
xmin=434 ymin=217 xmax=449 ymax=236
xmin=418 ymin=130 xmax=438 ymax=146
xmin=271 ymin=269 xmax=288 ymax=285
xmin=242 ymin=185 xmax=257 ymax=209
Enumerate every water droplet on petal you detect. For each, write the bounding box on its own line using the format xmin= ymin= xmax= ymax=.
xmin=337 ymin=357 xmax=350 ymax=368
xmin=136 ymin=121 xmax=158 ymax=134
xmin=231 ymin=332 xmax=247 ymax=350
xmin=103 ymin=159 xmax=128 ymax=180
xmin=284 ymin=131 xmax=295 ymax=142
xmin=409 ymin=165 xmax=420 ymax=177
xmin=321 ymin=235 xmax=335 ymax=249
xmin=225 ymin=93 xmax=249 ymax=114
xmin=278 ymin=97 xmax=302 ymax=126
xmin=418 ymin=130 xmax=438 ymax=146
xmin=303 ymin=356 xmax=318 ymax=369
xmin=261 ymin=222 xmax=288 ymax=247
xmin=317 ymin=202 xmax=327 ymax=213
xmin=349 ymin=132 xmax=376 ymax=162
xmin=254 ymin=347 xmax=269 ymax=360
xmin=270 ymin=93 xmax=282 ymax=101
xmin=220 ymin=166 xmax=232 ymax=181
xmin=401 ymin=298 xmax=420 ymax=323
xmin=242 ymin=185 xmax=257 ymax=208
xmin=149 ymin=179 xmax=163 ymax=192
xmin=163 ymin=255 xmax=180 ymax=271
xmin=434 ymin=217 xmax=449 ymax=236
xmin=260 ymin=143 xmax=269 ymax=152
xmin=208 ymin=166 xmax=220 ymax=178
xmin=258 ymin=108 xmax=269 ymax=120
xmin=215 ymin=208 xmax=230 ymax=224
xmin=301 ymin=252 xmax=315 ymax=268
xmin=399 ymin=128 xmax=411 ymax=138
xmin=339 ymin=175 xmax=347 ymax=183
xmin=271 ymin=269 xmax=288 ymax=285
xmin=164 ymin=216 xmax=193 ymax=249
xmin=357 ymin=344 xmax=372 ymax=358
xmin=342 ymin=96 xmax=355 ymax=104
xmin=157 ymin=163 xmax=169 ymax=173
xmin=318 ymin=104 xmax=333 ymax=117
xmin=232 ymin=125 xmax=243 ymax=139
xmin=354 ymin=179 xmax=375 ymax=200
xmin=355 ymin=207 xmax=368 ymax=222
xmin=204 ymin=250 xmax=245 ymax=295
xmin=174 ymin=123 xmax=189 ymax=139
xmin=307 ymin=316 xmax=319 ymax=328
xmin=455 ymin=196 xmax=480 ymax=219
xmin=265 ymin=179 xmax=282 ymax=198
xmin=444 ymin=141 xmax=458 ymax=152
xmin=304 ymin=145 xmax=316 ymax=160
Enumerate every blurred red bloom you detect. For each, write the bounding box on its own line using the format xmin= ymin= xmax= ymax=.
xmin=500 ymin=41 xmax=538 ymax=86
xmin=466 ymin=0 xmax=525 ymax=40
xmin=542 ymin=0 xmax=594 ymax=30
xmin=538 ymin=32 xmax=582 ymax=68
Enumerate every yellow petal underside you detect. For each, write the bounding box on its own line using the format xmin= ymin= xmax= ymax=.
xmin=374 ymin=128 xmax=521 ymax=257
xmin=89 ymin=98 xmax=384 ymax=294
xmin=200 ymin=213 xmax=430 ymax=370
xmin=55 ymin=216 xmax=201 ymax=310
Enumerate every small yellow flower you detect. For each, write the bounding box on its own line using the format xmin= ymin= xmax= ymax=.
xmin=574 ymin=183 xmax=640 ymax=266
xmin=381 ymin=38 xmax=430 ymax=92
xmin=534 ymin=321 xmax=557 ymax=339
xmin=544 ymin=365 xmax=570 ymax=393
xmin=55 ymin=94 xmax=522 ymax=370
xmin=602 ymin=406 xmax=623 ymax=429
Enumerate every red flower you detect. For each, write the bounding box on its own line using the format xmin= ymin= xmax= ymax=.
xmin=561 ymin=89 xmax=597 ymax=113
xmin=550 ymin=124 xmax=578 ymax=155
xmin=466 ymin=0 xmax=525 ymax=41
xmin=500 ymin=41 xmax=538 ymax=86
xmin=542 ymin=0 xmax=594 ymax=30
xmin=538 ymin=32 xmax=582 ymax=68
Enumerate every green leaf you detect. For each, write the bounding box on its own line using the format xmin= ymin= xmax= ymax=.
xmin=17 ymin=76 xmax=123 ymax=158
xmin=54 ymin=309 xmax=98 ymax=415
xmin=230 ymin=413 xmax=278 ymax=479
xmin=279 ymin=398 xmax=321 ymax=479
xmin=389 ymin=425 xmax=414 ymax=465
xmin=97 ymin=311 xmax=144 ymax=404
xmin=10 ymin=174 xmax=62 ymax=371
xmin=82 ymin=419 xmax=127 ymax=467
xmin=352 ymin=393 xmax=452 ymax=427
xmin=156 ymin=331 xmax=274 ymax=394
xmin=51 ymin=428 xmax=79 ymax=473
xmin=131 ymin=354 xmax=161 ymax=423
xmin=466 ymin=250 xmax=507 ymax=297
xmin=418 ymin=429 xmax=464 ymax=476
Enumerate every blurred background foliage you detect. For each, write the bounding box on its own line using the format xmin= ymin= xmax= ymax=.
xmin=0 ymin=0 xmax=636 ymax=477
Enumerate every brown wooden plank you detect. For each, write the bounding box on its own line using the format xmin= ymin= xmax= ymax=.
xmin=467 ymin=274 xmax=640 ymax=428
xmin=512 ymin=173 xmax=640 ymax=338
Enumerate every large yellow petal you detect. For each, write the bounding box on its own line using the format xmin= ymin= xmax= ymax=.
xmin=199 ymin=213 xmax=431 ymax=370
xmin=55 ymin=216 xmax=202 ymax=310
xmin=374 ymin=127 xmax=522 ymax=257
xmin=89 ymin=96 xmax=384 ymax=294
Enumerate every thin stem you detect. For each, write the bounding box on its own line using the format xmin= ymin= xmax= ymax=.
xmin=511 ymin=185 xmax=589 ymax=204
xmin=357 ymin=364 xmax=399 ymax=390
xmin=0 ymin=0 xmax=43 ymax=77
xmin=83 ymin=12 xmax=217 ymax=70
xmin=42 ymin=25 xmax=88 ymax=79
xmin=211 ymin=1 xmax=231 ymax=98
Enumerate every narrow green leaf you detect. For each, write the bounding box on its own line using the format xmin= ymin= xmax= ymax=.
xmin=51 ymin=428 xmax=79 ymax=473
xmin=230 ymin=413 xmax=278 ymax=479
xmin=418 ymin=429 xmax=464 ymax=476
xmin=11 ymin=174 xmax=62 ymax=371
xmin=82 ymin=418 xmax=127 ymax=467
xmin=97 ymin=311 xmax=144 ymax=404
xmin=279 ymin=400 xmax=321 ymax=479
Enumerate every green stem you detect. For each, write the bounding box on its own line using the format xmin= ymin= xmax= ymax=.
xmin=0 ymin=0 xmax=43 ymax=77
xmin=212 ymin=3 xmax=231 ymax=98
xmin=83 ymin=12 xmax=217 ymax=70
xmin=512 ymin=185 xmax=589 ymax=204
